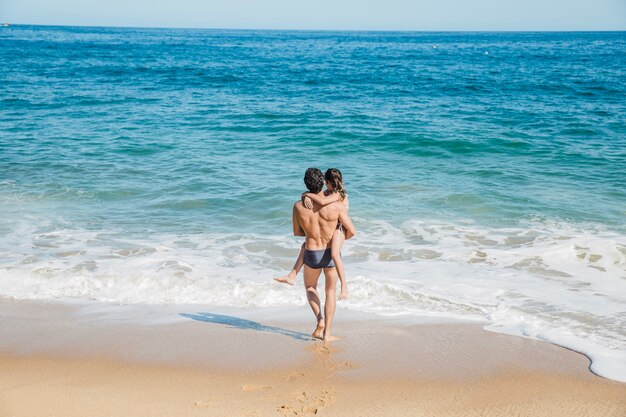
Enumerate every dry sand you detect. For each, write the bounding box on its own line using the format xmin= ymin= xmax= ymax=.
xmin=0 ymin=299 xmax=624 ymax=416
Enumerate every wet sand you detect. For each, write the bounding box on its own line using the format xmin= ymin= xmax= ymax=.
xmin=1 ymin=299 xmax=624 ymax=416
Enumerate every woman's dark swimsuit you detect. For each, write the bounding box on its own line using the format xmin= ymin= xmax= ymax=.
xmin=303 ymin=248 xmax=335 ymax=269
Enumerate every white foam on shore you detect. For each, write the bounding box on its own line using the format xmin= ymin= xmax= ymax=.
xmin=0 ymin=217 xmax=625 ymax=381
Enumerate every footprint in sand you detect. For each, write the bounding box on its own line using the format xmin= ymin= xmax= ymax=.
xmin=241 ymin=384 xmax=273 ymax=392
xmin=330 ymin=361 xmax=355 ymax=372
xmin=193 ymin=399 xmax=212 ymax=409
xmin=326 ymin=361 xmax=356 ymax=378
xmin=308 ymin=343 xmax=340 ymax=356
xmin=277 ymin=404 xmax=299 ymax=416
xmin=277 ymin=389 xmax=335 ymax=416
xmin=295 ymin=390 xmax=310 ymax=404
xmin=287 ymin=372 xmax=306 ymax=382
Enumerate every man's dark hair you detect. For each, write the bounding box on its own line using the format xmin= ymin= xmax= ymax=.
xmin=304 ymin=168 xmax=324 ymax=193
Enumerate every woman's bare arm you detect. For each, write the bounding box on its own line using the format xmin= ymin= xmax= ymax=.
xmin=338 ymin=205 xmax=356 ymax=240
xmin=303 ymin=192 xmax=341 ymax=207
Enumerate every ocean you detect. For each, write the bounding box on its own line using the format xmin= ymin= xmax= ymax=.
xmin=1 ymin=26 xmax=625 ymax=380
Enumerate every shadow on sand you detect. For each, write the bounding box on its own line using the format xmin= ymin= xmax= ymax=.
xmin=180 ymin=312 xmax=314 ymax=341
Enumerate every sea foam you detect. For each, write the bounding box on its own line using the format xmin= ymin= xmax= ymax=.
xmin=0 ymin=217 xmax=624 ymax=381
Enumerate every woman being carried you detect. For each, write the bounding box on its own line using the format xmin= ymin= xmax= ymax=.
xmin=274 ymin=168 xmax=350 ymax=300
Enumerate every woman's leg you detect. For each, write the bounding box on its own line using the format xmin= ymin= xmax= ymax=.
xmin=331 ymin=229 xmax=348 ymax=299
xmin=274 ymin=242 xmax=305 ymax=285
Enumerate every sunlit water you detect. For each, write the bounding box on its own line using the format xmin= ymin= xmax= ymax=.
xmin=1 ymin=26 xmax=625 ymax=380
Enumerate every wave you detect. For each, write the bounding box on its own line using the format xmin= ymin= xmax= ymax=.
xmin=0 ymin=217 xmax=624 ymax=380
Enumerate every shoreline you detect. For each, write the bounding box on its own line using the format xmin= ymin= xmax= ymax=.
xmin=1 ymin=298 xmax=625 ymax=416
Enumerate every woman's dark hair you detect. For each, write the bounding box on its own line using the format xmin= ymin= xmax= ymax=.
xmin=304 ymin=168 xmax=325 ymax=193
xmin=325 ymin=168 xmax=347 ymax=200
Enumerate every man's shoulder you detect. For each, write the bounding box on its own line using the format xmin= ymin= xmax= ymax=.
xmin=293 ymin=200 xmax=307 ymax=213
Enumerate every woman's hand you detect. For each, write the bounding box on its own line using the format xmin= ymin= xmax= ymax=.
xmin=303 ymin=195 xmax=313 ymax=210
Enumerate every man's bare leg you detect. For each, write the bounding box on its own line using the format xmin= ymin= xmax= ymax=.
xmin=303 ymin=265 xmax=325 ymax=339
xmin=322 ymin=267 xmax=339 ymax=342
xmin=274 ymin=242 xmax=305 ymax=285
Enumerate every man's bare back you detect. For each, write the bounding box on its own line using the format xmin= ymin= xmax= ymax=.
xmin=293 ymin=193 xmax=352 ymax=250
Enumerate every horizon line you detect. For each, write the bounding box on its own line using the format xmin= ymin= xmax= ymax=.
xmin=3 ymin=22 xmax=626 ymax=33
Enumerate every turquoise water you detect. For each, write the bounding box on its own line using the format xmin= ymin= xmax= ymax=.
xmin=1 ymin=26 xmax=625 ymax=380
xmin=2 ymin=27 xmax=625 ymax=233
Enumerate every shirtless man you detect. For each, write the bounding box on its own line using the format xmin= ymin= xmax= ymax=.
xmin=293 ymin=168 xmax=356 ymax=341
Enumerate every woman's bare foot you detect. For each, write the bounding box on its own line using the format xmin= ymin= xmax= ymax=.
xmin=312 ymin=321 xmax=325 ymax=339
xmin=338 ymin=287 xmax=348 ymax=300
xmin=274 ymin=272 xmax=296 ymax=285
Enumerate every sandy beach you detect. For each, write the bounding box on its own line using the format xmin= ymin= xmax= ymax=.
xmin=3 ymin=24 xmax=626 ymax=417
xmin=1 ymin=299 xmax=624 ymax=417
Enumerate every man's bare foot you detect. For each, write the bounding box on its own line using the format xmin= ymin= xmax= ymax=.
xmin=323 ymin=333 xmax=340 ymax=342
xmin=274 ymin=274 xmax=296 ymax=285
xmin=312 ymin=321 xmax=325 ymax=339
xmin=338 ymin=288 xmax=348 ymax=300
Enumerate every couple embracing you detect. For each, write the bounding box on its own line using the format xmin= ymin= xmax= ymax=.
xmin=275 ymin=168 xmax=356 ymax=342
